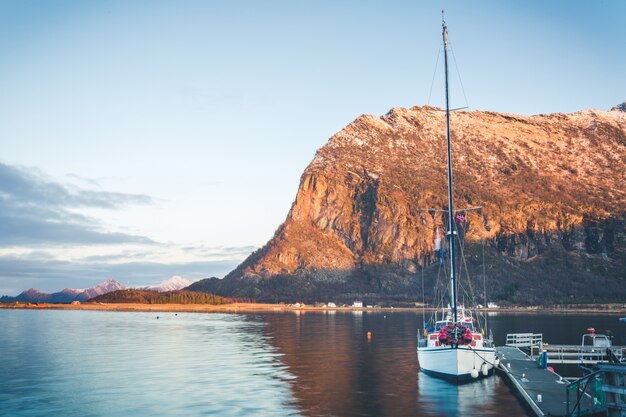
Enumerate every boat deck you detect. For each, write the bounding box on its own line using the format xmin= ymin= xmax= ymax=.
xmin=495 ymin=346 xmax=593 ymax=417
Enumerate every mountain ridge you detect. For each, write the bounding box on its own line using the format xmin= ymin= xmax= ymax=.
xmin=188 ymin=104 xmax=626 ymax=305
xmin=1 ymin=279 xmax=125 ymax=303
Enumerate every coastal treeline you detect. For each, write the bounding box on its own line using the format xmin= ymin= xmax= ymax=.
xmin=90 ymin=289 xmax=229 ymax=304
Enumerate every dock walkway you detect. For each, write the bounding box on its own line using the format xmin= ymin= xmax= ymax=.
xmin=496 ymin=346 xmax=591 ymax=417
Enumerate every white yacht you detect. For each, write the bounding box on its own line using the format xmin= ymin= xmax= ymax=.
xmin=416 ymin=14 xmax=497 ymax=382
xmin=418 ymin=306 xmax=496 ymax=382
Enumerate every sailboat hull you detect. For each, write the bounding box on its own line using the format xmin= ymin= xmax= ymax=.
xmin=417 ymin=345 xmax=496 ymax=383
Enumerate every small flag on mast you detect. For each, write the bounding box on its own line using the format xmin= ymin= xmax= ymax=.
xmin=434 ymin=227 xmax=443 ymax=265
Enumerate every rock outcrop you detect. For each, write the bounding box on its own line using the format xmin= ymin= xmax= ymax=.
xmin=189 ymin=105 xmax=626 ymax=305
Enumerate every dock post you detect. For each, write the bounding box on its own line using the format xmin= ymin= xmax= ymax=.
xmin=541 ymin=350 xmax=548 ymax=369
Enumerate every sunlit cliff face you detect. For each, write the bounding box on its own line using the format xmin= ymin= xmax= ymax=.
xmin=191 ymin=105 xmax=626 ymax=304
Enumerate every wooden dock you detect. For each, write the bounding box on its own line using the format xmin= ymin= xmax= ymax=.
xmin=496 ymin=346 xmax=590 ymax=417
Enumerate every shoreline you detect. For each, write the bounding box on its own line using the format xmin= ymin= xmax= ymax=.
xmin=1 ymin=302 xmax=625 ymax=315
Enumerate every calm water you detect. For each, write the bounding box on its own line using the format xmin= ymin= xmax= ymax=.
xmin=1 ymin=310 xmax=624 ymax=417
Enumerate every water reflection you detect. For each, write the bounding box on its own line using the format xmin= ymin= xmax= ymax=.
xmin=260 ymin=311 xmax=527 ymax=417
xmin=417 ymin=372 xmax=524 ymax=417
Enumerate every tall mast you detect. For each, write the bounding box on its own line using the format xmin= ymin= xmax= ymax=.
xmin=442 ymin=11 xmax=458 ymax=323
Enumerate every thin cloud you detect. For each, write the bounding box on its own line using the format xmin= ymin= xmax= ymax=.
xmin=80 ymin=244 xmax=256 ymax=263
xmin=81 ymin=250 xmax=160 ymax=263
xmin=0 ymin=162 xmax=153 ymax=208
xmin=65 ymin=173 xmax=101 ymax=188
xmin=180 ymin=244 xmax=257 ymax=258
xmin=0 ymin=162 xmax=154 ymax=246
xmin=0 ymin=254 xmax=237 ymax=295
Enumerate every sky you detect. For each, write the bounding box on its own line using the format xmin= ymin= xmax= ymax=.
xmin=1 ymin=0 xmax=624 ymax=295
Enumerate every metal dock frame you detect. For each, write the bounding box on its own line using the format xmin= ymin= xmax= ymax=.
xmin=505 ymin=332 xmax=626 ymax=366
xmin=545 ymin=346 xmax=625 ymax=365
xmin=567 ymin=362 xmax=626 ymax=417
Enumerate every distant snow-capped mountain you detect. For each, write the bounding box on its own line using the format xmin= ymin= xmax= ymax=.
xmin=139 ymin=276 xmax=192 ymax=292
xmin=82 ymin=279 xmax=125 ymax=299
xmin=0 ymin=279 xmax=125 ymax=303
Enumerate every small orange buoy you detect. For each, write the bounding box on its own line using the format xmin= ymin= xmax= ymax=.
xmin=367 ymin=331 xmax=372 ymax=341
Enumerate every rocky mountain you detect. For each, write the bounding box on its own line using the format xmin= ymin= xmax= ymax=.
xmin=139 ymin=276 xmax=192 ymax=292
xmin=6 ymin=288 xmax=51 ymax=303
xmin=189 ymin=104 xmax=626 ymax=305
xmin=1 ymin=279 xmax=125 ymax=303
